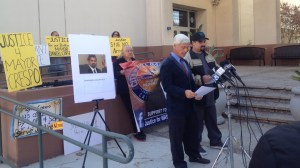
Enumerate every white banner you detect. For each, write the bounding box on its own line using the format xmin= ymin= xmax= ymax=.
xmin=63 ymin=110 xmax=105 ymax=155
xmin=35 ymin=44 xmax=50 ymax=67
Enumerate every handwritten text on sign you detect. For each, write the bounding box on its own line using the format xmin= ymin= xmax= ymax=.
xmin=11 ymin=98 xmax=62 ymax=138
xmin=35 ymin=44 xmax=50 ymax=67
xmin=0 ymin=33 xmax=42 ymax=92
xmin=46 ymin=36 xmax=70 ymax=57
xmin=109 ymin=38 xmax=131 ymax=56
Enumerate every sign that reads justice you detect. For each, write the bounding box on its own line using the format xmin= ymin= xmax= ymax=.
xmin=109 ymin=38 xmax=131 ymax=56
xmin=0 ymin=32 xmax=42 ymax=92
xmin=46 ymin=36 xmax=70 ymax=57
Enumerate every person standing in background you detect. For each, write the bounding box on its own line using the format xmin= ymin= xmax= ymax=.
xmin=160 ymin=34 xmax=210 ymax=168
xmin=111 ymin=31 xmax=121 ymax=63
xmin=48 ymin=31 xmax=67 ymax=76
xmin=184 ymin=32 xmax=224 ymax=156
xmin=113 ymin=45 xmax=146 ymax=141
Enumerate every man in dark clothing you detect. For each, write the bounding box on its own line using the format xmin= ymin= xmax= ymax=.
xmin=160 ymin=34 xmax=210 ymax=168
xmin=249 ymin=121 xmax=300 ymax=168
xmin=184 ymin=32 xmax=223 ymax=156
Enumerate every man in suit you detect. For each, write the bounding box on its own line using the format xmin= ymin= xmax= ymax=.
xmin=160 ymin=34 xmax=210 ymax=168
xmin=79 ymin=54 xmax=101 ymax=74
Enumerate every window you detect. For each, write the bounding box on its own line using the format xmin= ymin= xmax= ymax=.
xmin=173 ymin=8 xmax=197 ymax=37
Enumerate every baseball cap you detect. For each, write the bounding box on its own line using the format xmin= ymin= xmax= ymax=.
xmin=191 ymin=32 xmax=209 ymax=42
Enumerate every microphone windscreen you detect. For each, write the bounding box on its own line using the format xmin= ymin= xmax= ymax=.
xmin=207 ymin=69 xmax=215 ymax=75
xmin=219 ymin=60 xmax=230 ymax=67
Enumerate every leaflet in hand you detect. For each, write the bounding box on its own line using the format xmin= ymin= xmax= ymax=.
xmin=195 ymin=86 xmax=215 ymax=96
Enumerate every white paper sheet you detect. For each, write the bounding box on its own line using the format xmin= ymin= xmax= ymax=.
xmin=195 ymin=86 xmax=216 ymax=96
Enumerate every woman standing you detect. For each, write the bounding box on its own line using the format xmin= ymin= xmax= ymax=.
xmin=113 ymin=45 xmax=146 ymax=141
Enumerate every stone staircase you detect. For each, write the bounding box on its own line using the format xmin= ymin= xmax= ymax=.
xmin=223 ymin=86 xmax=295 ymax=125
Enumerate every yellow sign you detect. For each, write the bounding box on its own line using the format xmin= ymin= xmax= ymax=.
xmin=0 ymin=32 xmax=42 ymax=92
xmin=110 ymin=38 xmax=131 ymax=57
xmin=46 ymin=36 xmax=70 ymax=57
xmin=53 ymin=121 xmax=63 ymax=130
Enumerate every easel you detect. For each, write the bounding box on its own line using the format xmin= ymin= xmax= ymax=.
xmin=81 ymin=99 xmax=126 ymax=168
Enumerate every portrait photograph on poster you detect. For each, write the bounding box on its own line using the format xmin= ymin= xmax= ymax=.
xmin=68 ymin=34 xmax=115 ymax=103
xmin=78 ymin=54 xmax=107 ymax=74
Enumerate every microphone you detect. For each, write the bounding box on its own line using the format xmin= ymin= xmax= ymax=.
xmin=220 ymin=60 xmax=245 ymax=86
xmin=208 ymin=67 xmax=235 ymax=86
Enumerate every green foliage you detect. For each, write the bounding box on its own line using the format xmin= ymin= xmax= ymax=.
xmin=292 ymin=70 xmax=300 ymax=81
xmin=207 ymin=46 xmax=224 ymax=62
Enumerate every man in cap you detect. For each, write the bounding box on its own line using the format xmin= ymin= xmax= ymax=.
xmin=184 ymin=32 xmax=224 ymax=156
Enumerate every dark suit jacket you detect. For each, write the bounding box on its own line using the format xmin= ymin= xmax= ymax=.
xmin=79 ymin=64 xmax=101 ymax=74
xmin=160 ymin=55 xmax=197 ymax=116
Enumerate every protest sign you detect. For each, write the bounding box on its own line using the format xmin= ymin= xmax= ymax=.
xmin=122 ymin=60 xmax=167 ymax=131
xmin=0 ymin=32 xmax=42 ymax=92
xmin=63 ymin=110 xmax=105 ymax=155
xmin=10 ymin=98 xmax=62 ymax=138
xmin=109 ymin=38 xmax=131 ymax=57
xmin=46 ymin=36 xmax=70 ymax=57
xmin=35 ymin=44 xmax=50 ymax=66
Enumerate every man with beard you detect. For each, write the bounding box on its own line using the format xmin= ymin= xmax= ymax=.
xmin=79 ymin=54 xmax=101 ymax=74
xmin=184 ymin=32 xmax=224 ymax=156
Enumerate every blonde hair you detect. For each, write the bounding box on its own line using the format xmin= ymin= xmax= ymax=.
xmin=118 ymin=45 xmax=135 ymax=59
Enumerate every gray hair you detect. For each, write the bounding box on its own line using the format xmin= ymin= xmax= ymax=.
xmin=173 ymin=34 xmax=190 ymax=45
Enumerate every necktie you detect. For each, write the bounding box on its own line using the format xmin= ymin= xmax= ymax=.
xmin=93 ymin=69 xmax=97 ymax=73
xmin=180 ymin=58 xmax=189 ymax=77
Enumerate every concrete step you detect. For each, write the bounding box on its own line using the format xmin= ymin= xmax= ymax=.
xmin=222 ymin=86 xmax=294 ymax=125
xmin=230 ymin=98 xmax=290 ymax=113
xmin=223 ymin=108 xmax=295 ymax=125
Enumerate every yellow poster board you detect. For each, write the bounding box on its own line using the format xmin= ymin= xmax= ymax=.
xmin=0 ymin=32 xmax=42 ymax=92
xmin=45 ymin=36 xmax=70 ymax=57
xmin=110 ymin=38 xmax=131 ymax=57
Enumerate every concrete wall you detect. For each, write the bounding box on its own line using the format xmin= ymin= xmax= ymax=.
xmin=0 ymin=0 xmax=147 ymax=46
xmin=253 ymin=0 xmax=280 ymax=44
xmin=0 ymin=0 xmax=281 ymax=47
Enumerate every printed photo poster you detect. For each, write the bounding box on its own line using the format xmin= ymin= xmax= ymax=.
xmin=10 ymin=98 xmax=62 ymax=138
xmin=121 ymin=60 xmax=167 ymax=131
xmin=109 ymin=38 xmax=131 ymax=57
xmin=69 ymin=34 xmax=116 ymax=103
xmin=63 ymin=110 xmax=105 ymax=155
xmin=45 ymin=36 xmax=70 ymax=57
xmin=35 ymin=44 xmax=50 ymax=66
xmin=0 ymin=32 xmax=42 ymax=92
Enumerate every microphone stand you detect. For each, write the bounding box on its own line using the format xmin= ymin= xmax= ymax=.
xmin=212 ymin=83 xmax=251 ymax=168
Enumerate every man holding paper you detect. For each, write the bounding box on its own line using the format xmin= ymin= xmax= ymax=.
xmin=160 ymin=34 xmax=210 ymax=168
xmin=184 ymin=32 xmax=224 ymax=156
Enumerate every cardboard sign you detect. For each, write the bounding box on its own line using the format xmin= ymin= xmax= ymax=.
xmin=10 ymin=98 xmax=62 ymax=138
xmin=45 ymin=36 xmax=70 ymax=57
xmin=35 ymin=44 xmax=50 ymax=66
xmin=109 ymin=38 xmax=131 ymax=56
xmin=52 ymin=121 xmax=63 ymax=130
xmin=63 ymin=110 xmax=105 ymax=155
xmin=0 ymin=32 xmax=42 ymax=92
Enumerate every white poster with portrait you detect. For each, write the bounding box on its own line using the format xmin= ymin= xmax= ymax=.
xmin=68 ymin=34 xmax=116 ymax=103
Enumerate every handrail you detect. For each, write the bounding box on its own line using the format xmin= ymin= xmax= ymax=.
xmin=0 ymin=95 xmax=134 ymax=168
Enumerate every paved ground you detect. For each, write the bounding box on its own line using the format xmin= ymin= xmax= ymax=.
xmin=1 ymin=66 xmax=300 ymax=168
